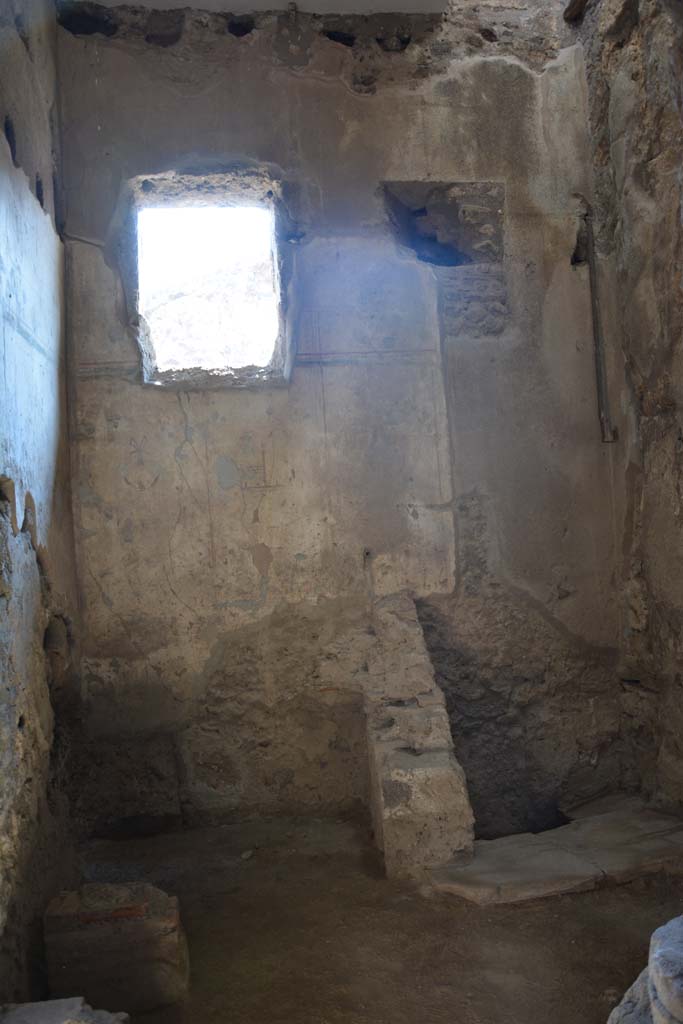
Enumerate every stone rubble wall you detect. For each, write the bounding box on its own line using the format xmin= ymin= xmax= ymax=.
xmin=364 ymin=594 xmax=474 ymax=877
xmin=69 ymin=587 xmax=474 ymax=877
xmin=0 ymin=0 xmax=80 ymax=1000
xmin=577 ymin=0 xmax=683 ymax=808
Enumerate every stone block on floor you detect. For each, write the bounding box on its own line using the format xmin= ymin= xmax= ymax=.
xmin=649 ymin=916 xmax=683 ymax=1023
xmin=609 ymin=916 xmax=683 ymax=1024
xmin=0 ymin=997 xmax=128 ymax=1022
xmin=44 ymin=883 xmax=189 ymax=1014
xmin=607 ymin=968 xmax=652 ymax=1024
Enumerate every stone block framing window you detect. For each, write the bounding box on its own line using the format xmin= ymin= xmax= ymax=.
xmin=116 ymin=168 xmax=294 ymax=388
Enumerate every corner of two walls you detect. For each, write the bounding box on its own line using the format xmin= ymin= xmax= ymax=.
xmin=576 ymin=0 xmax=683 ymax=810
xmin=0 ymin=0 xmax=80 ymax=1000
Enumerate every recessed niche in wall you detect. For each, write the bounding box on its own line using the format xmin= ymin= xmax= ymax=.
xmin=383 ymin=181 xmax=509 ymax=339
xmin=383 ymin=180 xmax=505 ymax=265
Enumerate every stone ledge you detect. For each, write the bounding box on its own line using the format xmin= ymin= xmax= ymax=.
xmin=430 ymin=799 xmax=683 ymax=905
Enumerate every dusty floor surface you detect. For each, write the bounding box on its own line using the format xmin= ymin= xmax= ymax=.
xmin=79 ymin=819 xmax=683 ymax=1024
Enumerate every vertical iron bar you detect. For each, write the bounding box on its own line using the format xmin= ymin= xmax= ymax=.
xmin=584 ymin=206 xmax=616 ymax=443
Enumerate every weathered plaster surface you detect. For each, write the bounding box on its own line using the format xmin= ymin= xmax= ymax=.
xmin=0 ymin=0 xmax=78 ymax=998
xmin=0 ymin=0 xmax=681 ymax=987
xmin=59 ymin=0 xmax=630 ymax=841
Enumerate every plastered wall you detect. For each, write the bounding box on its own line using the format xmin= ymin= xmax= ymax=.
xmin=59 ymin=0 xmax=630 ymax=837
xmin=0 ymin=0 xmax=78 ymax=998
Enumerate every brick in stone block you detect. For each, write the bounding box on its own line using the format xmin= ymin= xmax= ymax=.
xmin=44 ymin=884 xmax=189 ymax=1014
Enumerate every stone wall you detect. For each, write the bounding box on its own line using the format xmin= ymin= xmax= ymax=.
xmin=0 ymin=0 xmax=79 ymax=999
xmin=416 ymin=11 xmax=632 ymax=836
xmin=364 ymin=594 xmax=473 ymax=876
xmin=576 ymin=0 xmax=683 ymax=810
xmin=0 ymin=0 xmax=680 ymax=991
xmin=59 ymin=0 xmax=633 ymax=838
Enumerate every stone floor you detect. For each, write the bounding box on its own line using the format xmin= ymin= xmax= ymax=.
xmin=0 ymin=999 xmax=127 ymax=1023
xmin=77 ymin=815 xmax=683 ymax=1024
xmin=431 ymin=796 xmax=683 ymax=905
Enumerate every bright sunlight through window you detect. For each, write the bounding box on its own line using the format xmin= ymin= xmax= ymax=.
xmin=137 ymin=206 xmax=279 ymax=373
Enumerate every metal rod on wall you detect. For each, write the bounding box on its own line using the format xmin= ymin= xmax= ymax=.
xmin=583 ymin=203 xmax=617 ymax=444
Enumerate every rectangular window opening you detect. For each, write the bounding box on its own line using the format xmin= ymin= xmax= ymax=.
xmin=137 ymin=204 xmax=280 ymax=376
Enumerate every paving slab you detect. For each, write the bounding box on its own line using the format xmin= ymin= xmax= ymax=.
xmin=553 ymin=808 xmax=683 ymax=844
xmin=431 ymin=801 xmax=683 ymax=904
xmin=0 ymin=998 xmax=128 ymax=1023
xmin=545 ymin=810 xmax=683 ymax=884
xmin=431 ymin=831 xmax=600 ymax=905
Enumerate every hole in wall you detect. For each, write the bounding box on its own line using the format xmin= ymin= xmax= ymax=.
xmin=384 ymin=180 xmax=505 ymax=267
xmin=0 ymin=476 xmax=17 ymax=533
xmin=4 ymin=116 xmax=18 ymax=166
xmin=17 ymin=716 xmax=25 ymax=731
xmin=20 ymin=493 xmax=37 ymax=550
xmin=53 ymin=172 xmax=64 ymax=233
xmin=479 ymin=26 xmax=498 ymax=41
xmin=228 ymin=15 xmax=255 ymax=37
xmin=145 ymin=10 xmax=185 ymax=47
xmin=606 ymin=0 xmax=639 ymax=45
xmin=44 ymin=615 xmax=71 ymax=658
xmin=0 ymin=477 xmax=14 ymax=506
xmin=376 ymin=30 xmax=411 ymax=52
xmin=15 ymin=13 xmax=31 ymax=53
xmin=563 ymin=0 xmax=589 ymax=24
xmin=35 ymin=174 xmax=44 ymax=208
xmin=571 ymin=217 xmax=589 ymax=266
xmin=58 ymin=3 xmax=118 ymax=37
xmin=384 ymin=185 xmax=473 ymax=267
xmin=323 ymin=28 xmax=356 ymax=47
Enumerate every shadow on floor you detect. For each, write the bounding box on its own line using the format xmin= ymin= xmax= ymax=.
xmin=78 ymin=817 xmax=683 ymax=1024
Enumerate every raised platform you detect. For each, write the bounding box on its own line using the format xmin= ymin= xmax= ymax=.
xmin=430 ymin=796 xmax=683 ymax=905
